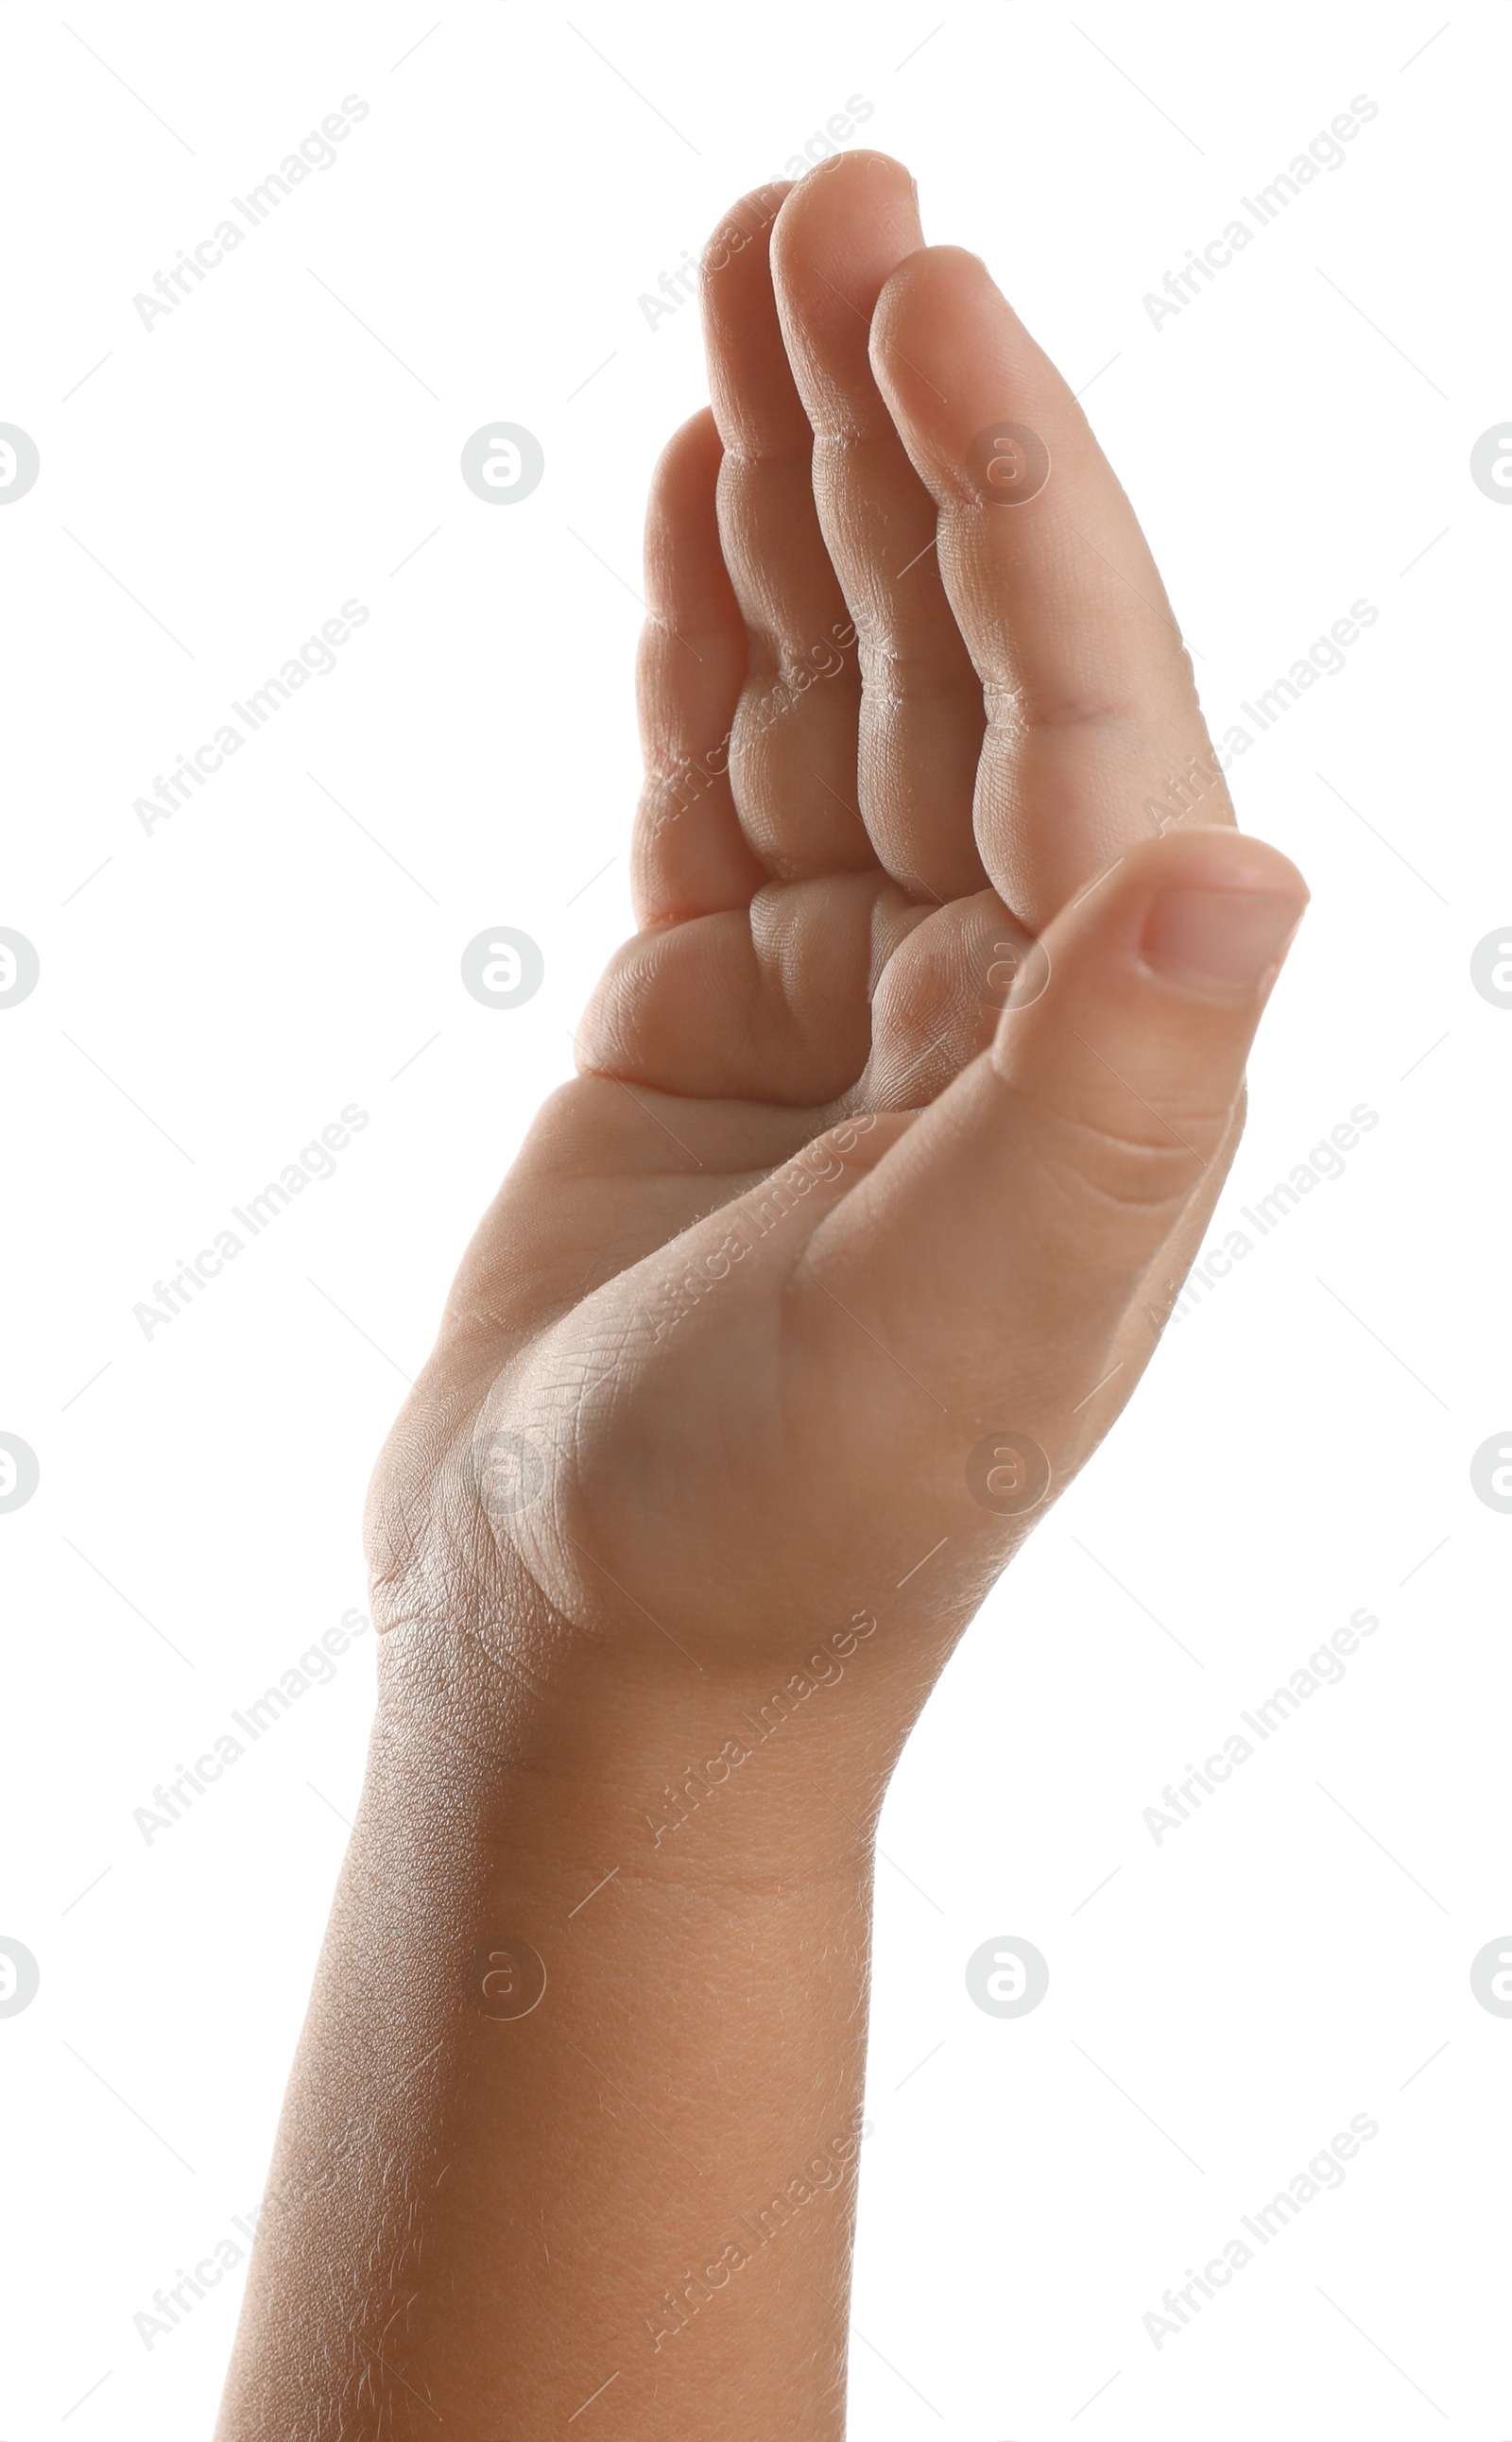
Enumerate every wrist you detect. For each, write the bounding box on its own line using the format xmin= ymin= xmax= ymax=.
xmin=367 ymin=1688 xmax=882 ymax=1905
xmin=372 ymin=1591 xmax=910 ymax=1886
xmin=234 ymin=1627 xmax=876 ymax=2439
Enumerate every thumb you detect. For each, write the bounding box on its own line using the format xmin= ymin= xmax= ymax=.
xmin=800 ymin=827 xmax=1307 ymax=1480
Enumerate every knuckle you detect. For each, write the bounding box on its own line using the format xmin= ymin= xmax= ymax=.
xmin=1013 ymin=1083 xmax=1229 ymax=1220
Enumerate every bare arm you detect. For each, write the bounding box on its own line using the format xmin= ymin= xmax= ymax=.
xmin=215 ymin=150 xmax=1305 ymax=2437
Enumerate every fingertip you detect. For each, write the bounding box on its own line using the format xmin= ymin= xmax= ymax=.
xmin=786 ymin=145 xmax=917 ymax=190
xmin=699 ymin=182 xmax=810 ymax=449
xmin=871 ymin=244 xmax=1002 ymax=336
xmin=643 ymin=408 xmax=727 ymax=598
xmin=771 ymin=153 xmax=926 ymax=401
xmin=1136 ymin=831 xmax=1307 ymax=996
xmin=652 ymin=405 xmax=721 ymax=491
xmin=1022 ymin=827 xmax=1308 ymax=1037
xmin=700 ymin=181 xmax=795 ymax=283
xmin=1134 ymin=823 xmax=1310 ymax=914
xmin=868 ymin=246 xmax=1031 ymax=449
xmin=1140 ymin=886 xmax=1303 ymax=994
xmin=772 ymin=150 xmax=922 ymax=274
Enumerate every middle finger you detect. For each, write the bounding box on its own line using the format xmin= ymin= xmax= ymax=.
xmin=772 ymin=153 xmax=989 ymax=906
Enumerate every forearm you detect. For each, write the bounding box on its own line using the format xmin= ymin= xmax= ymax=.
xmin=215 ymin=1654 xmax=882 ymax=2437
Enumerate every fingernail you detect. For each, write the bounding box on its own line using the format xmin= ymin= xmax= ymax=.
xmin=1142 ymin=887 xmax=1303 ymax=990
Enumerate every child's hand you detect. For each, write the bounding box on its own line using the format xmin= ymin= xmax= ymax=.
xmin=369 ymin=151 xmax=1306 ymax=1751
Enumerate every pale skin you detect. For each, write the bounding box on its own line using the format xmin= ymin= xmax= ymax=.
xmin=215 ymin=152 xmax=1307 ymax=2435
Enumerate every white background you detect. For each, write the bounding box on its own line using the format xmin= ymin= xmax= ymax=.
xmin=0 ymin=2 xmax=1504 ymax=2433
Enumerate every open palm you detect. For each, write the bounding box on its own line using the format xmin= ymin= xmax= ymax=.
xmin=367 ymin=153 xmax=1306 ymax=1717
